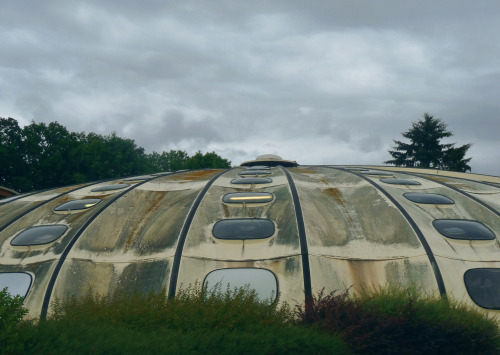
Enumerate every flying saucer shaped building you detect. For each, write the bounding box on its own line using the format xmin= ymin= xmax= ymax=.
xmin=1 ymin=155 xmax=500 ymax=320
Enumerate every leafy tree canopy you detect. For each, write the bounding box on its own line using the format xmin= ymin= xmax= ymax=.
xmin=385 ymin=113 xmax=472 ymax=172
xmin=0 ymin=117 xmax=231 ymax=193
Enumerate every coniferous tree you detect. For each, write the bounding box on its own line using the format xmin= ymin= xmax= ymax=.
xmin=385 ymin=113 xmax=472 ymax=172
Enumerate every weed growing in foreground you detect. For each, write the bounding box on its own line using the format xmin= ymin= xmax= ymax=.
xmin=296 ymin=286 xmax=500 ymax=355
xmin=0 ymin=288 xmax=28 ymax=354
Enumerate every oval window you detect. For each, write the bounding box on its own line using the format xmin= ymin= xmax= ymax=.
xmin=204 ymin=268 xmax=278 ymax=302
xmin=54 ymin=199 xmax=101 ymax=212
xmin=403 ymin=193 xmax=455 ymax=205
xmin=247 ymin=165 xmax=271 ymax=170
xmin=222 ymin=192 xmax=273 ymax=204
xmin=230 ymin=178 xmax=272 ymax=185
xmin=464 ymin=269 xmax=500 ymax=309
xmin=239 ymin=170 xmax=271 ymax=176
xmin=0 ymin=273 xmax=32 ymax=298
xmin=432 ymin=220 xmax=495 ymax=240
xmin=380 ymin=178 xmax=421 ymax=186
xmin=123 ymin=175 xmax=152 ymax=182
xmin=11 ymin=225 xmax=68 ymax=246
xmin=361 ymin=170 xmax=393 ymax=176
xmin=212 ymin=219 xmax=275 ymax=240
xmin=91 ymin=184 xmax=129 ymax=192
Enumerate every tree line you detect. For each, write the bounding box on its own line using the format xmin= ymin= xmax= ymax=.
xmin=0 ymin=117 xmax=231 ymax=193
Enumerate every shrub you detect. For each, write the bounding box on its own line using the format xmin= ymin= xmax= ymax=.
xmin=0 ymin=288 xmax=28 ymax=354
xmin=296 ymin=287 xmax=500 ymax=354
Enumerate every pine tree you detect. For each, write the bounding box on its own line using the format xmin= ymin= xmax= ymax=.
xmin=385 ymin=113 xmax=472 ymax=172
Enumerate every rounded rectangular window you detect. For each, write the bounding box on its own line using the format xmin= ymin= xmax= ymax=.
xmin=54 ymin=199 xmax=101 ymax=213
xmin=0 ymin=272 xmax=33 ymax=298
xmin=11 ymin=225 xmax=68 ymax=246
xmin=222 ymin=192 xmax=273 ymax=204
xmin=361 ymin=170 xmax=393 ymax=176
xmin=464 ymin=269 xmax=500 ymax=309
xmin=212 ymin=218 xmax=275 ymax=240
xmin=380 ymin=178 xmax=421 ymax=186
xmin=247 ymin=165 xmax=271 ymax=170
xmin=91 ymin=184 xmax=129 ymax=192
xmin=204 ymin=268 xmax=278 ymax=303
xmin=403 ymin=193 xmax=455 ymax=205
xmin=231 ymin=178 xmax=272 ymax=185
xmin=432 ymin=220 xmax=495 ymax=240
xmin=239 ymin=170 xmax=271 ymax=176
xmin=123 ymin=175 xmax=151 ymax=182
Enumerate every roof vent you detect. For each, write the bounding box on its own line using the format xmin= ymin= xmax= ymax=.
xmin=240 ymin=154 xmax=298 ymax=167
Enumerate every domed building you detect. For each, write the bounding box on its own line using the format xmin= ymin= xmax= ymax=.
xmin=1 ymin=155 xmax=499 ymax=320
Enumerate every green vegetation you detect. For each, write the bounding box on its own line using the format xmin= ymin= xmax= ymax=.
xmin=297 ymin=287 xmax=499 ymax=354
xmin=1 ymin=285 xmax=498 ymax=354
xmin=385 ymin=113 xmax=472 ymax=172
xmin=0 ymin=117 xmax=231 ymax=193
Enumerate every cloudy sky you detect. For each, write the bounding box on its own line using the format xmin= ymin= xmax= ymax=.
xmin=1 ymin=1 xmax=499 ymax=175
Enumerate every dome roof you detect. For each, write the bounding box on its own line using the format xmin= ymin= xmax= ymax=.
xmin=1 ymin=163 xmax=500 ymax=320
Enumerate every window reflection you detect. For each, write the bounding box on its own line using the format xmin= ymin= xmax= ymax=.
xmin=464 ymin=269 xmax=500 ymax=309
xmin=0 ymin=273 xmax=32 ymax=298
xmin=204 ymin=268 xmax=278 ymax=303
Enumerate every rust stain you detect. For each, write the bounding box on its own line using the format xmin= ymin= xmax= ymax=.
xmin=323 ymin=188 xmax=343 ymax=204
xmin=425 ymin=176 xmax=450 ymax=183
xmin=124 ymin=191 xmax=168 ymax=250
xmin=297 ymin=168 xmax=317 ymax=174
xmin=222 ymin=204 xmax=230 ymax=218
xmin=171 ymin=170 xmax=222 ymax=181
xmin=319 ymin=177 xmax=329 ymax=185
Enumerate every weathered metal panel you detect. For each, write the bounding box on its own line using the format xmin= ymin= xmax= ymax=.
xmin=377 ymin=173 xmax=500 ymax=261
xmin=0 ymin=184 xmax=88 ymax=227
xmin=309 ymin=255 xmax=440 ymax=296
xmin=290 ymin=167 xmax=424 ymax=259
xmin=181 ymin=167 xmax=300 ymax=261
xmin=49 ymin=170 xmax=222 ymax=313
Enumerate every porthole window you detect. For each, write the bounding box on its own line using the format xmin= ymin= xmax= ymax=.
xmin=54 ymin=199 xmax=101 ymax=212
xmin=204 ymin=268 xmax=278 ymax=303
xmin=212 ymin=219 xmax=275 ymax=240
xmin=0 ymin=273 xmax=32 ymax=298
xmin=222 ymin=192 xmax=273 ymax=204
xmin=464 ymin=269 xmax=500 ymax=309
xmin=11 ymin=225 xmax=68 ymax=246
xmin=403 ymin=193 xmax=455 ymax=205
xmin=91 ymin=184 xmax=129 ymax=192
xmin=123 ymin=175 xmax=151 ymax=182
xmin=432 ymin=220 xmax=495 ymax=240
xmin=343 ymin=167 xmax=369 ymax=171
xmin=361 ymin=170 xmax=393 ymax=176
xmin=231 ymin=178 xmax=273 ymax=185
xmin=239 ymin=170 xmax=271 ymax=176
xmin=247 ymin=165 xmax=271 ymax=170
xmin=380 ymin=178 xmax=421 ymax=186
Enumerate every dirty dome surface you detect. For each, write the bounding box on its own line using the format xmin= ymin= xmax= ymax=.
xmin=1 ymin=155 xmax=500 ymax=320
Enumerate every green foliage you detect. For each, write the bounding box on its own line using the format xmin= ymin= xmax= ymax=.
xmin=0 ymin=288 xmax=28 ymax=354
xmin=14 ymin=286 xmax=349 ymax=354
xmin=385 ymin=113 xmax=472 ymax=172
xmin=297 ymin=287 xmax=500 ymax=354
xmin=0 ymin=117 xmax=231 ymax=193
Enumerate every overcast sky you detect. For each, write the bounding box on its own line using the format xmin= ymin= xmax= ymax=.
xmin=1 ymin=1 xmax=499 ymax=175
